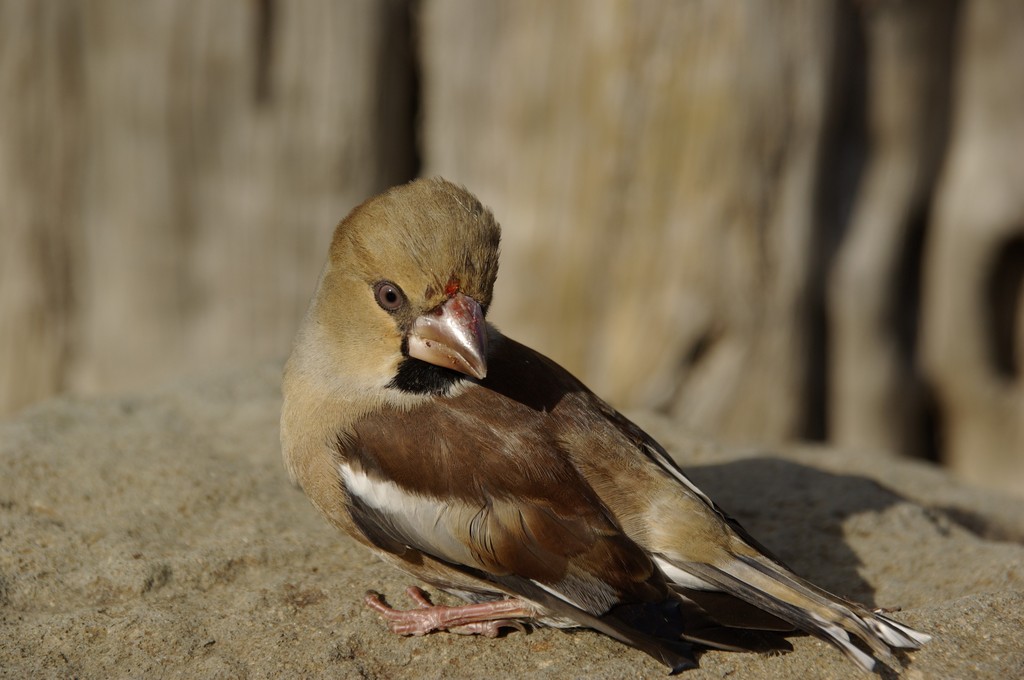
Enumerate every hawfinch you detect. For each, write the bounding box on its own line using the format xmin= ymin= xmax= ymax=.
xmin=281 ymin=178 xmax=928 ymax=673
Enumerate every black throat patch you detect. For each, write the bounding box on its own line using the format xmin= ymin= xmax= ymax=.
xmin=387 ymin=356 xmax=467 ymax=395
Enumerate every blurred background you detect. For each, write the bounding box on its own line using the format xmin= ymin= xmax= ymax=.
xmin=1 ymin=0 xmax=1022 ymax=494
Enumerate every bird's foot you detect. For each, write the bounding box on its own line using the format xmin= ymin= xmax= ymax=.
xmin=364 ymin=586 xmax=532 ymax=638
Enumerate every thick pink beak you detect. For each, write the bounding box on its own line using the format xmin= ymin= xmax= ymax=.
xmin=407 ymin=293 xmax=488 ymax=379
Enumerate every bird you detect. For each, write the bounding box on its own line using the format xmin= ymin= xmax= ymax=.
xmin=280 ymin=177 xmax=930 ymax=674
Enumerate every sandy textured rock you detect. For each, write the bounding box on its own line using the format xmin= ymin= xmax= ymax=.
xmin=1 ymin=364 xmax=1022 ymax=679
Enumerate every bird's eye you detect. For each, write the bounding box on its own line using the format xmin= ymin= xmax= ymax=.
xmin=373 ymin=281 xmax=406 ymax=312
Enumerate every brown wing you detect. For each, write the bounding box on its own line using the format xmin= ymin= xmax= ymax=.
xmin=340 ymin=350 xmax=668 ymax=616
xmin=341 ymin=336 xmax=795 ymax=668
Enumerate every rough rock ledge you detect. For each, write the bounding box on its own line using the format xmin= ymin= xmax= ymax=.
xmin=2 ymin=365 xmax=1022 ymax=679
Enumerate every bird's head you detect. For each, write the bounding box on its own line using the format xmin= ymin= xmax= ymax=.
xmin=290 ymin=178 xmax=501 ymax=403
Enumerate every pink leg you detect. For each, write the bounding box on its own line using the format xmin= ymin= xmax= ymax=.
xmin=364 ymin=586 xmax=533 ymax=638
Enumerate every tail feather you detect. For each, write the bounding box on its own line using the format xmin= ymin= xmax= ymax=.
xmin=667 ymin=555 xmax=928 ymax=673
xmin=865 ymin=611 xmax=932 ymax=648
xmin=806 ymin=611 xmax=879 ymax=672
xmin=735 ymin=555 xmax=930 ymax=652
xmin=732 ymin=555 xmax=900 ymax=665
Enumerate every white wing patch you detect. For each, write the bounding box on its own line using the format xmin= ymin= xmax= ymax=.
xmin=341 ymin=460 xmax=429 ymax=515
xmin=340 ymin=461 xmax=479 ymax=567
xmin=340 ymin=461 xmax=619 ymax=617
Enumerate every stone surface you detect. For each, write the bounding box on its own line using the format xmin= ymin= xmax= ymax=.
xmin=1 ymin=364 xmax=1022 ymax=678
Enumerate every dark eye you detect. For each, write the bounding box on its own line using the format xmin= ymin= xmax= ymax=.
xmin=373 ymin=281 xmax=406 ymax=312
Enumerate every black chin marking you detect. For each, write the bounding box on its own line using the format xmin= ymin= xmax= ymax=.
xmin=388 ymin=357 xmax=467 ymax=395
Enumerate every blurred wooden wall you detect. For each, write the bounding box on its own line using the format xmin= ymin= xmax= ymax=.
xmin=2 ymin=0 xmax=1022 ymax=494
xmin=0 ymin=0 xmax=417 ymax=407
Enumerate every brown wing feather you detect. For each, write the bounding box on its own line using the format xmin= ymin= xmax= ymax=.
xmin=344 ymin=362 xmax=668 ymax=613
xmin=340 ymin=335 xmax=799 ymax=667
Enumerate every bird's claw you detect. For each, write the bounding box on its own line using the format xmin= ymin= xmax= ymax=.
xmin=404 ymin=585 xmax=435 ymax=609
xmin=363 ymin=586 xmax=533 ymax=638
